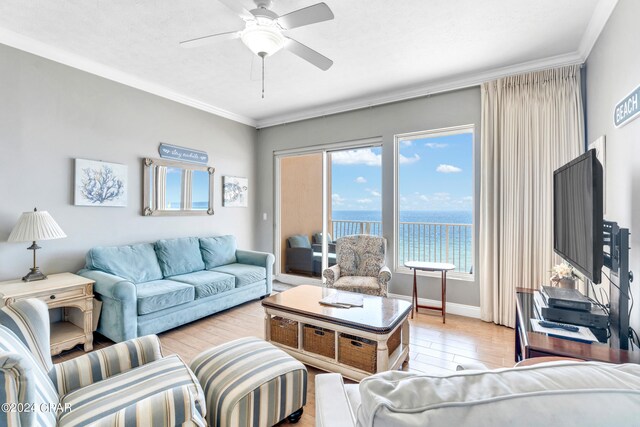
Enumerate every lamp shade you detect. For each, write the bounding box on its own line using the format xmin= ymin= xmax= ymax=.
xmin=7 ymin=210 xmax=67 ymax=242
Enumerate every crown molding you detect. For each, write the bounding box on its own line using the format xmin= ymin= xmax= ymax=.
xmin=577 ymin=0 xmax=618 ymax=61
xmin=0 ymin=28 xmax=257 ymax=127
xmin=0 ymin=0 xmax=617 ymax=130
xmin=256 ymin=51 xmax=584 ymax=128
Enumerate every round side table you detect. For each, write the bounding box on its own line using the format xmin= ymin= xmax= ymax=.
xmin=404 ymin=261 xmax=455 ymax=323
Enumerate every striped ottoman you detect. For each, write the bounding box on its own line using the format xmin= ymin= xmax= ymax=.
xmin=190 ymin=337 xmax=307 ymax=427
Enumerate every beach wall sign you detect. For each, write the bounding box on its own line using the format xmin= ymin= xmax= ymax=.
xmin=159 ymin=143 xmax=209 ymax=164
xmin=614 ymin=84 xmax=640 ymax=128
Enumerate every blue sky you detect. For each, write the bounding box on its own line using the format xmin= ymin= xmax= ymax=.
xmin=331 ymin=132 xmax=473 ymax=211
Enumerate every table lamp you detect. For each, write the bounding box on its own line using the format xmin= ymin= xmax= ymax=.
xmin=7 ymin=207 xmax=67 ymax=282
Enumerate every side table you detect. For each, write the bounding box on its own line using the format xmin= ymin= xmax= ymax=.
xmin=0 ymin=272 xmax=96 ymax=355
xmin=404 ymin=261 xmax=455 ymax=323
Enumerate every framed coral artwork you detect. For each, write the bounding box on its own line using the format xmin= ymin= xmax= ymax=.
xmin=223 ymin=176 xmax=248 ymax=207
xmin=74 ymin=159 xmax=128 ymax=207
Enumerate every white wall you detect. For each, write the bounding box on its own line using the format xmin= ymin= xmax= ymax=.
xmin=0 ymin=44 xmax=257 ymax=281
xmin=255 ymin=88 xmax=482 ymax=307
xmin=586 ymin=0 xmax=640 ymax=333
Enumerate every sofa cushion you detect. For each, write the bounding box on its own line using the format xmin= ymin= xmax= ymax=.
xmin=0 ymin=327 xmax=58 ymax=427
xmin=86 ymin=243 xmax=163 ymax=283
xmin=210 ymin=263 xmax=266 ymax=287
xmin=170 ymin=270 xmax=236 ymax=299
xmin=135 ymin=280 xmax=195 ymax=315
xmin=357 ymin=362 xmax=640 ymax=427
xmin=288 ymin=235 xmax=311 ymax=248
xmin=58 ymin=355 xmax=205 ymax=427
xmin=155 ymin=237 xmax=205 ymax=277
xmin=199 ymin=235 xmax=237 ymax=269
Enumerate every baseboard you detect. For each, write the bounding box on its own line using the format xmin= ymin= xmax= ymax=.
xmin=388 ymin=292 xmax=481 ymax=319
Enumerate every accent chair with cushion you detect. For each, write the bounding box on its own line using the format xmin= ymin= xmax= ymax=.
xmin=0 ymin=298 xmax=206 ymax=426
xmin=322 ymin=234 xmax=391 ymax=297
xmin=285 ymin=234 xmax=314 ymax=276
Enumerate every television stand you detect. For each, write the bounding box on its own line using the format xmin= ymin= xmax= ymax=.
xmin=515 ymin=288 xmax=639 ymax=364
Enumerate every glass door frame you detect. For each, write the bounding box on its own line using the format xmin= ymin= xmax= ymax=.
xmin=273 ymin=137 xmax=383 ymax=285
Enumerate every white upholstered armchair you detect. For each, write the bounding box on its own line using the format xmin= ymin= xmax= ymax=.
xmin=322 ymin=234 xmax=391 ymax=297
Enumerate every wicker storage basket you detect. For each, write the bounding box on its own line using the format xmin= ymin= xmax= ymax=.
xmin=270 ymin=316 xmax=298 ymax=348
xmin=303 ymin=324 xmax=335 ymax=359
xmin=388 ymin=327 xmax=401 ymax=356
xmin=338 ymin=334 xmax=377 ymax=373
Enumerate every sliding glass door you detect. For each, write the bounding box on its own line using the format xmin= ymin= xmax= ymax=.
xmin=275 ymin=141 xmax=382 ymax=284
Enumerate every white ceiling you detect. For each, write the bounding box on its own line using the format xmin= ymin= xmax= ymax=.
xmin=0 ymin=0 xmax=617 ymax=128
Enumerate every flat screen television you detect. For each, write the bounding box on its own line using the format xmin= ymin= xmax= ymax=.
xmin=553 ymin=149 xmax=604 ymax=283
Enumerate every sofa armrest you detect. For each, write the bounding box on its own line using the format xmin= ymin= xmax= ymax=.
xmin=236 ymin=250 xmax=275 ymax=295
xmin=77 ymin=269 xmax=138 ymax=342
xmin=377 ymin=265 xmax=392 ymax=295
xmin=77 ymin=269 xmax=136 ymax=301
xmin=236 ymin=249 xmax=275 ymax=268
xmin=323 ymin=265 xmax=341 ymax=287
xmin=315 ymin=373 xmax=356 ymax=427
xmin=50 ymin=335 xmax=163 ymax=395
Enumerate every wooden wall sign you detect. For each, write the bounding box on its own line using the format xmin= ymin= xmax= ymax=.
xmin=158 ymin=143 xmax=209 ymax=164
xmin=614 ymin=85 xmax=640 ymax=128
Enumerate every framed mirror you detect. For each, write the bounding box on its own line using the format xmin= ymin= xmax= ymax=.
xmin=143 ymin=157 xmax=215 ymax=216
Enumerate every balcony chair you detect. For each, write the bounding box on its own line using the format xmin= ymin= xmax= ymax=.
xmin=311 ymin=232 xmax=337 ymax=275
xmin=322 ymin=234 xmax=391 ymax=297
xmin=285 ymin=234 xmax=314 ymax=276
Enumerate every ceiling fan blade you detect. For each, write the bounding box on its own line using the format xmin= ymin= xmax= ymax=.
xmin=284 ymin=37 xmax=333 ymax=71
xmin=217 ymin=0 xmax=254 ymax=21
xmin=180 ymin=31 xmax=241 ymax=48
xmin=278 ymin=3 xmax=334 ymax=30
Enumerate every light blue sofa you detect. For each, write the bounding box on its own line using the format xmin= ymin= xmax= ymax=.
xmin=78 ymin=235 xmax=274 ymax=343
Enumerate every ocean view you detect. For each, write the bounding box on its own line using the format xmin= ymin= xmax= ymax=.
xmin=332 ymin=210 xmax=472 ymax=224
xmin=331 ymin=210 xmax=473 ymax=273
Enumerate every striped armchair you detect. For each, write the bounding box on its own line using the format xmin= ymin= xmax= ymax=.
xmin=0 ymin=299 xmax=205 ymax=427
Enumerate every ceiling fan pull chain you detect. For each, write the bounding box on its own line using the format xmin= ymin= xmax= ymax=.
xmin=261 ymin=54 xmax=265 ymax=99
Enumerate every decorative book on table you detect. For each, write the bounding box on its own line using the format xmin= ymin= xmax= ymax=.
xmin=320 ymin=293 xmax=364 ymax=308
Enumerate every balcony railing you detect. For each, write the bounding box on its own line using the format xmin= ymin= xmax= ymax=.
xmin=331 ymin=219 xmax=473 ymax=274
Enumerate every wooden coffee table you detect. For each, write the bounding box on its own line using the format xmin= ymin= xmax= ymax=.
xmin=262 ymin=285 xmax=411 ymax=381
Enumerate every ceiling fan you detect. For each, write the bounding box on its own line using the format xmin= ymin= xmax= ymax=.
xmin=180 ymin=0 xmax=334 ymax=97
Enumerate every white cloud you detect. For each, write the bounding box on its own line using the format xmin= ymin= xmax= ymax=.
xmin=419 ymin=195 xmax=430 ymax=202
xmin=400 ymin=140 xmax=412 ymax=147
xmin=462 ymin=196 xmax=473 ymax=201
xmin=399 ymin=153 xmax=420 ymax=164
xmin=436 ymin=164 xmax=462 ymax=173
xmin=357 ymin=198 xmax=373 ymax=204
xmin=332 ymin=193 xmax=346 ymax=205
xmin=332 ymin=149 xmax=381 ymax=166
xmin=370 ymin=190 xmax=381 ymax=197
xmin=426 ymin=142 xmax=448 ymax=148
xmin=354 ymin=176 xmax=367 ymax=183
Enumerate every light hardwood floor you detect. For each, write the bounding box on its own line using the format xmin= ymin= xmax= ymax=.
xmin=56 ymin=298 xmax=514 ymax=427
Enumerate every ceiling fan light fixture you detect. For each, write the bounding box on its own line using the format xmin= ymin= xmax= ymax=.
xmin=241 ymin=24 xmax=285 ymax=57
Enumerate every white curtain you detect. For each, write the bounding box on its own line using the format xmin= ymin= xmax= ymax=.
xmin=479 ymin=65 xmax=583 ymax=327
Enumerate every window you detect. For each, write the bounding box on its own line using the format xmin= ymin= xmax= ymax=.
xmin=395 ymin=126 xmax=474 ymax=275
